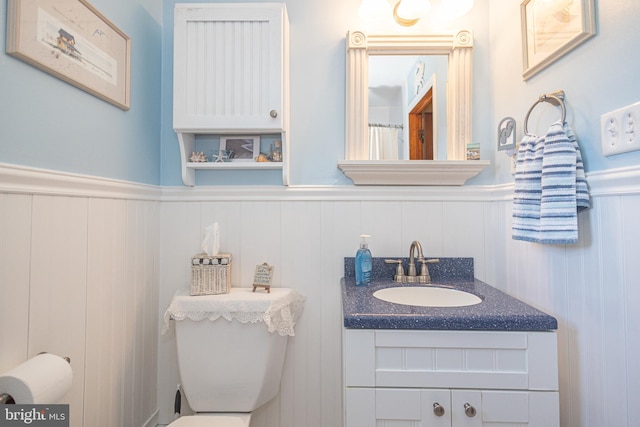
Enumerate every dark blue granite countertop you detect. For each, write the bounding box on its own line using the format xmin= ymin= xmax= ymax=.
xmin=342 ymin=257 xmax=557 ymax=331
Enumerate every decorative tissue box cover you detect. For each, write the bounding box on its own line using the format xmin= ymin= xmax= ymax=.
xmin=191 ymin=253 xmax=232 ymax=295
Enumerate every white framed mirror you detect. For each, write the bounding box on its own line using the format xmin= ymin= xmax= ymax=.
xmin=338 ymin=29 xmax=489 ymax=185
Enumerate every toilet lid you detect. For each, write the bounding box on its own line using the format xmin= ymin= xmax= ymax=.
xmin=168 ymin=415 xmax=250 ymax=427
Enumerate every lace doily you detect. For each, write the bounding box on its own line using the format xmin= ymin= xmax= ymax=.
xmin=162 ymin=287 xmax=305 ymax=336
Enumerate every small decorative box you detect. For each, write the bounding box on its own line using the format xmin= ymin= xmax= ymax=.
xmin=190 ymin=253 xmax=232 ymax=296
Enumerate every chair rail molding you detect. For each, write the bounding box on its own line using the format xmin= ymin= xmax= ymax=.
xmin=0 ymin=163 xmax=160 ymax=200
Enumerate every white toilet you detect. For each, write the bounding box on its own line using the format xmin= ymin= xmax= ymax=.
xmin=165 ymin=288 xmax=303 ymax=427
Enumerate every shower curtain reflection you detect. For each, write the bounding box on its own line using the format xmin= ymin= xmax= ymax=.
xmin=369 ymin=124 xmax=402 ymax=160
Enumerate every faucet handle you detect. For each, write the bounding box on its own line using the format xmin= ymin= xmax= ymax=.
xmin=384 ymin=259 xmax=405 ymax=282
xmin=417 ymin=258 xmax=437 ymax=283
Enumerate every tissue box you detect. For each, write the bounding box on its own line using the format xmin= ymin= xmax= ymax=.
xmin=190 ymin=253 xmax=232 ymax=295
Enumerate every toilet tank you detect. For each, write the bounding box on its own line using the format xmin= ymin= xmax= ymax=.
xmin=175 ymin=318 xmax=288 ymax=412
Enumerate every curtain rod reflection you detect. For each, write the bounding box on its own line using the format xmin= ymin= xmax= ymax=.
xmin=368 ymin=123 xmax=403 ymax=129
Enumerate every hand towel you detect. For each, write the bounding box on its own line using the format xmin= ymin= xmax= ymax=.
xmin=512 ymin=121 xmax=590 ymax=244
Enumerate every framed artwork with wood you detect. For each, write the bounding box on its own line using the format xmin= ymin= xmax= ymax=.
xmin=6 ymin=0 xmax=131 ymax=110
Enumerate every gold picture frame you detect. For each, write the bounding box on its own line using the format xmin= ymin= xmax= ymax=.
xmin=6 ymin=0 xmax=131 ymax=110
xmin=521 ymin=0 xmax=596 ymax=80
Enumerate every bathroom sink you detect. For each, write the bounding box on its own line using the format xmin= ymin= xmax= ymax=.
xmin=373 ymin=286 xmax=482 ymax=308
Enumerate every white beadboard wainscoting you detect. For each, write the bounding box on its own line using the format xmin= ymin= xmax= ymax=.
xmin=493 ymin=166 xmax=640 ymax=427
xmin=2 ymin=163 xmax=639 ymax=427
xmin=0 ymin=164 xmax=161 ymax=427
xmin=157 ymin=185 xmax=501 ymax=427
xmin=157 ymin=168 xmax=640 ymax=427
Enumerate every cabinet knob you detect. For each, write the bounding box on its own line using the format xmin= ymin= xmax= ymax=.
xmin=270 ymin=110 xmax=278 ymax=118
xmin=432 ymin=403 xmax=445 ymax=417
xmin=464 ymin=403 xmax=476 ymax=417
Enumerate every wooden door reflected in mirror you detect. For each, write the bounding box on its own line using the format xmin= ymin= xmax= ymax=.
xmin=409 ymin=88 xmax=434 ymax=160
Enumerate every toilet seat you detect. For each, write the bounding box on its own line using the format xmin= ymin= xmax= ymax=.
xmin=167 ymin=413 xmax=251 ymax=427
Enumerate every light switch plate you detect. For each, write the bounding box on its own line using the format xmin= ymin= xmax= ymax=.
xmin=601 ymin=101 xmax=640 ymax=156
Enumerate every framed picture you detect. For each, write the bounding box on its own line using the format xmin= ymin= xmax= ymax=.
xmin=466 ymin=143 xmax=480 ymax=161
xmin=6 ymin=0 xmax=131 ymax=110
xmin=521 ymin=0 xmax=596 ymax=80
xmin=220 ymin=136 xmax=260 ymax=162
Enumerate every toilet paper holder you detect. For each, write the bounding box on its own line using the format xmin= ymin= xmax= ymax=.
xmin=0 ymin=353 xmax=70 ymax=405
xmin=0 ymin=393 xmax=15 ymax=405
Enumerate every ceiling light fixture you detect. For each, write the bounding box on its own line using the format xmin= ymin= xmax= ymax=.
xmin=393 ymin=0 xmax=431 ymax=26
xmin=359 ymin=0 xmax=473 ymax=27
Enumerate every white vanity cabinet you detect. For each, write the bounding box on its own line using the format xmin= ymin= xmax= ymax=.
xmin=173 ymin=3 xmax=290 ymax=186
xmin=344 ymin=329 xmax=559 ymax=427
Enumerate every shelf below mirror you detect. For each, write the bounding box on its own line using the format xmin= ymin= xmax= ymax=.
xmin=337 ymin=160 xmax=490 ymax=186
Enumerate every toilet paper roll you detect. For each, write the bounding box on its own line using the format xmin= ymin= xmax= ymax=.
xmin=0 ymin=353 xmax=73 ymax=404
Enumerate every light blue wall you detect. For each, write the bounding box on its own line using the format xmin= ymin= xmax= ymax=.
xmin=160 ymin=0 xmax=493 ymax=186
xmin=5 ymin=1 xmax=636 ymax=187
xmin=0 ymin=0 xmax=162 ymax=185
xmin=489 ymin=0 xmax=640 ymax=184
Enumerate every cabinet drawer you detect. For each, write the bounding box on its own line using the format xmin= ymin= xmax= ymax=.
xmin=345 ymin=329 xmax=558 ymax=391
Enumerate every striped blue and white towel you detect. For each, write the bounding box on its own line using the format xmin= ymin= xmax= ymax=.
xmin=512 ymin=121 xmax=590 ymax=244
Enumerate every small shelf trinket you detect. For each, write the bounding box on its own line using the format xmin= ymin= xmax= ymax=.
xmin=189 ymin=151 xmax=207 ymax=162
xmin=211 ymin=149 xmax=233 ymax=163
xmin=270 ymin=140 xmax=282 ymax=162
xmin=252 ymin=262 xmax=274 ymax=293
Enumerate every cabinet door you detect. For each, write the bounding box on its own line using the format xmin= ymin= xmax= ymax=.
xmin=346 ymin=388 xmax=558 ymax=427
xmin=451 ymin=390 xmax=559 ymax=427
xmin=174 ymin=5 xmax=286 ymax=132
xmin=346 ymin=388 xmax=451 ymax=427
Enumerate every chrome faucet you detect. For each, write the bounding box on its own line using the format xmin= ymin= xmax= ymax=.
xmin=385 ymin=240 xmax=439 ymax=284
xmin=407 ymin=240 xmax=424 ymax=277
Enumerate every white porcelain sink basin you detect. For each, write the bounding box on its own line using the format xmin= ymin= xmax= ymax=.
xmin=373 ymin=286 xmax=482 ymax=308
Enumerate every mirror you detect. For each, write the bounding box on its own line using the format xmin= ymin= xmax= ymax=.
xmin=368 ymin=54 xmax=448 ymax=160
xmin=338 ymin=30 xmax=489 ymax=185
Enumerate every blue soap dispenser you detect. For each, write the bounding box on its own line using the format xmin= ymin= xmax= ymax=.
xmin=355 ymin=234 xmax=373 ymax=286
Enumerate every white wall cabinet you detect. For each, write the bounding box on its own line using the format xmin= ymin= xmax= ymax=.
xmin=344 ymin=329 xmax=559 ymax=427
xmin=173 ymin=3 xmax=290 ymax=186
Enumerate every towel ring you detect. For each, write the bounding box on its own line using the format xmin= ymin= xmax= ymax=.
xmin=523 ymin=90 xmax=566 ymax=136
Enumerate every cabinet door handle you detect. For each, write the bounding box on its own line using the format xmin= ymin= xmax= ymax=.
xmin=464 ymin=403 xmax=476 ymax=417
xmin=432 ymin=402 xmax=445 ymax=417
xmin=270 ymin=110 xmax=278 ymax=118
